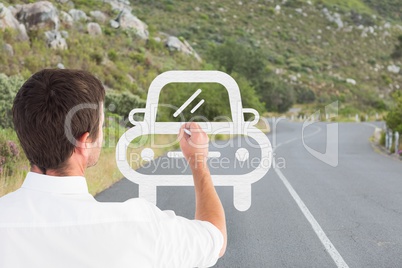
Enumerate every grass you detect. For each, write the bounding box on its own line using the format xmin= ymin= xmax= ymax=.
xmin=315 ymin=0 xmax=373 ymax=14
xmin=0 ymin=132 xmax=180 ymax=197
xmin=21 ymin=118 xmax=269 ymax=197
xmin=0 ymin=128 xmax=29 ymax=196
xmin=0 ymin=162 xmax=29 ymax=197
xmin=85 ymin=147 xmax=122 ymax=196
xmin=1 ymin=0 xmax=400 ymax=196
xmin=132 ymin=0 xmax=401 ymax=113
xmin=1 ymin=0 xmax=400 ymax=118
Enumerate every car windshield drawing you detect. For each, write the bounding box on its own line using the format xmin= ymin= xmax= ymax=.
xmin=116 ymin=71 xmax=272 ymax=211
xmin=156 ymin=82 xmax=232 ymax=123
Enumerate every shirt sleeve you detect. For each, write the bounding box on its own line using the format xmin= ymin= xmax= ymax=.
xmin=145 ymin=201 xmax=224 ymax=268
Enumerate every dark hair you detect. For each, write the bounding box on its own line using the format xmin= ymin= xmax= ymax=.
xmin=12 ymin=69 xmax=105 ymax=173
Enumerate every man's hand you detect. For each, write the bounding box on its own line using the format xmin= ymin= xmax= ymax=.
xmin=179 ymin=122 xmax=209 ymax=170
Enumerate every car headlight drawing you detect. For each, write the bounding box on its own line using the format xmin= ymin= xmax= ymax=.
xmin=116 ymin=71 xmax=272 ymax=211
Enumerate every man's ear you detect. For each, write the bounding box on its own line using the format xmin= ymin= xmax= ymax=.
xmin=74 ymin=132 xmax=91 ymax=153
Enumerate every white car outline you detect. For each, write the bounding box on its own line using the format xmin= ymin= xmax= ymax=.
xmin=116 ymin=71 xmax=272 ymax=211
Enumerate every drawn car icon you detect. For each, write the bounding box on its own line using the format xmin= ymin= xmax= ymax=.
xmin=116 ymin=71 xmax=272 ymax=211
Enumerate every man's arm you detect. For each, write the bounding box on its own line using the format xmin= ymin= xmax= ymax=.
xmin=179 ymin=123 xmax=227 ymax=257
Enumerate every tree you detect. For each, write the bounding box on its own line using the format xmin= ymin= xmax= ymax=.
xmin=231 ymin=73 xmax=265 ymax=118
xmin=258 ymin=77 xmax=295 ymax=113
xmin=386 ymin=91 xmax=402 ymax=133
xmin=104 ymin=91 xmax=146 ymax=119
xmin=294 ymin=85 xmax=316 ymax=104
xmin=208 ymin=40 xmax=266 ymax=83
xmin=208 ymin=40 xmax=295 ymax=112
xmin=391 ymin=35 xmax=402 ymax=59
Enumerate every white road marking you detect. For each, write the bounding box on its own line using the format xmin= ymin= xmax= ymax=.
xmin=173 ymin=89 xmax=202 ymax=117
xmin=363 ymin=122 xmax=383 ymax=129
xmin=191 ymin=99 xmax=205 ymax=113
xmin=273 ymin=122 xmax=350 ymax=268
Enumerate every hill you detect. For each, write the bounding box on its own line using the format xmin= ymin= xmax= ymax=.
xmin=130 ymin=0 xmax=402 ymax=116
xmin=1 ymin=0 xmax=402 ymax=117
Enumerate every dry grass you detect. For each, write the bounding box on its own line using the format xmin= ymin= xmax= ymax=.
xmin=83 ymin=134 xmax=179 ymax=195
xmin=0 ymin=161 xmax=29 ymax=197
xmin=84 ymin=147 xmax=123 ymax=196
xmin=1 ymin=121 xmax=269 ymax=197
xmin=255 ymin=118 xmax=271 ymax=133
xmin=0 ymin=134 xmax=179 ymax=197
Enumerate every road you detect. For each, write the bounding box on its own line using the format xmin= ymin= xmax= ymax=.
xmin=95 ymin=120 xmax=402 ymax=267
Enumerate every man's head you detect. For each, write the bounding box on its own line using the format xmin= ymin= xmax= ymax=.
xmin=12 ymin=69 xmax=105 ymax=175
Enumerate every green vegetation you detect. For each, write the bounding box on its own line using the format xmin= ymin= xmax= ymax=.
xmin=207 ymin=40 xmax=294 ymax=113
xmin=158 ymin=83 xmax=232 ymax=122
xmin=380 ymin=131 xmax=386 ymax=146
xmin=0 ymin=129 xmax=24 ymax=175
xmin=362 ymin=0 xmax=402 ymax=21
xmin=391 ymin=35 xmax=402 ymax=59
xmin=2 ymin=0 xmax=402 ymax=116
xmin=0 ymin=74 xmax=24 ymax=129
xmin=316 ymin=0 xmax=372 ymax=15
xmin=386 ymin=91 xmax=402 ymax=133
xmin=294 ymin=85 xmax=316 ymax=104
xmin=0 ymin=128 xmax=28 ymax=196
xmin=1 ymin=0 xmax=402 ymax=195
xmin=105 ymin=91 xmax=146 ymax=120
xmin=132 ymin=0 xmax=402 ymax=116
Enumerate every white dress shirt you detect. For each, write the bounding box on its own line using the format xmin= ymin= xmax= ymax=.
xmin=0 ymin=172 xmax=223 ymax=268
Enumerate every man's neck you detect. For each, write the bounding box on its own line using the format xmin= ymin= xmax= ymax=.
xmin=30 ymin=164 xmax=85 ymax=177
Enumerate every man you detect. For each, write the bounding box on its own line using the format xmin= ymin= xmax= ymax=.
xmin=0 ymin=69 xmax=227 ymax=267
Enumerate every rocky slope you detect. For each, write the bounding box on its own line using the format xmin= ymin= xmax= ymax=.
xmin=132 ymin=0 xmax=402 ymax=114
xmin=1 ymin=0 xmax=402 ymax=116
xmin=0 ymin=0 xmax=202 ymax=98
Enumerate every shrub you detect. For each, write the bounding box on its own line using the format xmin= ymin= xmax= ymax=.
xmin=258 ymin=77 xmax=295 ymax=113
xmin=129 ymin=52 xmax=146 ymax=64
xmin=146 ymin=38 xmax=164 ymax=51
xmin=268 ymin=53 xmax=286 ymax=65
xmin=231 ymin=73 xmax=265 ymax=115
xmin=163 ymin=1 xmax=175 ymax=12
xmin=381 ymin=74 xmax=392 ymax=85
xmin=104 ymin=91 xmax=146 ymax=119
xmin=207 ymin=40 xmax=266 ymax=84
xmin=286 ymin=58 xmax=302 ymax=72
xmin=385 ymin=91 xmax=402 ymax=133
xmin=391 ymin=35 xmax=402 ymax=59
xmin=318 ymin=92 xmax=330 ymax=104
xmin=267 ymin=7 xmax=275 ymax=15
xmin=380 ymin=131 xmax=386 ymax=146
xmin=283 ymin=0 xmax=304 ymax=8
xmin=0 ymin=74 xmax=25 ymax=129
xmin=294 ymin=85 xmax=316 ymax=104
xmin=367 ymin=58 xmax=376 ymax=66
xmin=107 ymin=49 xmax=118 ymax=61
xmin=199 ymin=13 xmax=209 ymax=20
xmin=90 ymin=51 xmax=104 ymax=65
xmin=0 ymin=129 xmax=22 ymax=175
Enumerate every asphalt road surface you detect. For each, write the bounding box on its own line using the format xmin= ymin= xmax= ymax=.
xmin=96 ymin=120 xmax=402 ymax=267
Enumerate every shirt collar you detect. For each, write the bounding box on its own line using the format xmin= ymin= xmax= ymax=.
xmin=21 ymin=172 xmax=89 ymax=195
